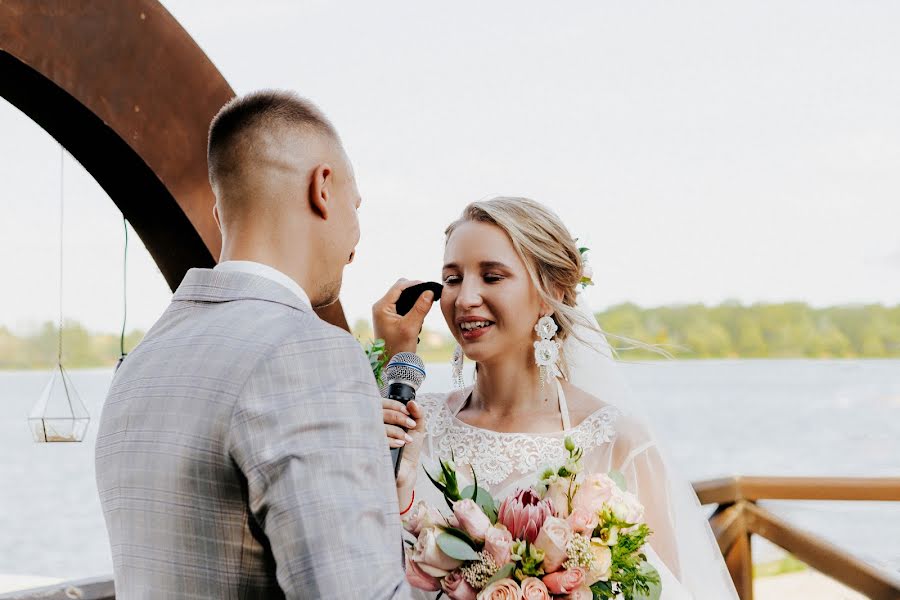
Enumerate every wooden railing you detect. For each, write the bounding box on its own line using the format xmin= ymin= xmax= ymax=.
xmin=693 ymin=476 xmax=900 ymax=600
xmin=2 ymin=476 xmax=898 ymax=600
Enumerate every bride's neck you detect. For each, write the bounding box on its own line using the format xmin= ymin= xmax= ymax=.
xmin=470 ymin=353 xmax=554 ymax=417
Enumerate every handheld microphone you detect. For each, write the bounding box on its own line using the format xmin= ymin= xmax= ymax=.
xmin=383 ymin=352 xmax=426 ymax=476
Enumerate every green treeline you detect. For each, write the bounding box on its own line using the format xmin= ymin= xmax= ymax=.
xmin=2 ymin=302 xmax=898 ymax=369
xmin=597 ymin=302 xmax=900 ymax=359
xmin=0 ymin=322 xmax=144 ymax=370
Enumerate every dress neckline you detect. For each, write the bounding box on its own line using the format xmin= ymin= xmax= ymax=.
xmin=446 ymin=380 xmax=616 ymax=437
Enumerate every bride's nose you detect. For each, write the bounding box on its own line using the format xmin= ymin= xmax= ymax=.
xmin=455 ymin=278 xmax=483 ymax=310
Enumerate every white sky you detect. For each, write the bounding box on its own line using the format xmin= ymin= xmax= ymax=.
xmin=1 ymin=1 xmax=899 ymax=334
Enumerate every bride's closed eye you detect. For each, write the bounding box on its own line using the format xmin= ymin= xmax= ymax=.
xmin=442 ymin=273 xmax=505 ymax=285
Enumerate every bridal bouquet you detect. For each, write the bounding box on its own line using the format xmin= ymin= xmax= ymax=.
xmin=403 ymin=437 xmax=661 ymax=600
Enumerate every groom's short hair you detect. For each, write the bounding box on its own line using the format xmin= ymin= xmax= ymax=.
xmin=207 ymin=90 xmax=340 ymax=188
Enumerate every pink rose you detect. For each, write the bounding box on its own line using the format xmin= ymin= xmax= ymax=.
xmin=405 ymin=555 xmax=441 ymax=591
xmin=441 ymin=570 xmax=477 ymax=600
xmin=571 ymin=473 xmax=617 ymax=514
xmin=520 ymin=577 xmax=551 ymax=600
xmin=453 ymin=499 xmax=492 ymax=541
xmin=586 ymin=539 xmax=612 ymax=584
xmin=409 ymin=526 xmax=463 ymax=577
xmin=403 ymin=501 xmax=446 ymax=536
xmin=497 ymin=489 xmax=554 ymax=544
xmin=484 ymin=524 xmax=513 ymax=566
xmin=566 ymin=507 xmax=599 ymax=535
xmin=476 ymin=578 xmax=521 ymax=600
xmin=542 ymin=567 xmax=586 ymax=595
xmin=545 ymin=478 xmax=571 ymax=518
xmin=533 ymin=517 xmax=573 ymax=572
xmin=563 ymin=586 xmax=593 ymax=600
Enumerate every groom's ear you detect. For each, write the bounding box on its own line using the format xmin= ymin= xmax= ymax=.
xmin=308 ymin=163 xmax=334 ymax=220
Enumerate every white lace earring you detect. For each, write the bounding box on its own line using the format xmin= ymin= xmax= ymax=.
xmin=451 ymin=345 xmax=466 ymax=389
xmin=534 ymin=315 xmax=560 ymax=389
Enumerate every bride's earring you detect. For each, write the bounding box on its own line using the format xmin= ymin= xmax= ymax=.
xmin=534 ymin=315 xmax=561 ymax=389
xmin=451 ymin=345 xmax=465 ymax=389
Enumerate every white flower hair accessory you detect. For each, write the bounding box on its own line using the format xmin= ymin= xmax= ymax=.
xmin=577 ymin=241 xmax=594 ymax=290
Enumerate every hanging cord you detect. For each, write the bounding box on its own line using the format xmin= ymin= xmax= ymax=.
xmin=120 ymin=216 xmax=129 ymax=359
xmin=58 ymin=146 xmax=76 ymax=420
xmin=57 ymin=145 xmax=64 ymax=365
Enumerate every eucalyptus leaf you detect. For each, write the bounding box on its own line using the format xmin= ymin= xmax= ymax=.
xmin=443 ymin=526 xmax=477 ymax=547
xmin=633 ymin=563 xmax=662 ymax=600
xmin=484 ymin=563 xmax=515 ymax=586
xmin=436 ymin=532 xmax=480 ymax=561
xmin=608 ymin=469 xmax=628 ymax=492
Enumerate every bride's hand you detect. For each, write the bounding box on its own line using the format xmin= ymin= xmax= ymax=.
xmin=383 ymin=398 xmax=427 ymax=493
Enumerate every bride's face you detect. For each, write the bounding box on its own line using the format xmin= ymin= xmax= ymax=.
xmin=441 ymin=221 xmax=547 ymax=364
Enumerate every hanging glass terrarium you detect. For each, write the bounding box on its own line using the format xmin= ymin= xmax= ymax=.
xmin=29 ymin=146 xmax=89 ymax=442
xmin=29 ymin=363 xmax=90 ymax=442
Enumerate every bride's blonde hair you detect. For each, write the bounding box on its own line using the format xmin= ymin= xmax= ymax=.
xmin=444 ymin=197 xmax=599 ymax=378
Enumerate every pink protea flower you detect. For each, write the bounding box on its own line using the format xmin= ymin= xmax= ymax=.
xmin=497 ymin=489 xmax=554 ymax=543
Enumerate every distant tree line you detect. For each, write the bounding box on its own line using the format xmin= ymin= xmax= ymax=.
xmin=0 ymin=322 xmax=144 ymax=370
xmin=596 ymin=302 xmax=900 ymax=359
xmin=2 ymin=302 xmax=898 ymax=369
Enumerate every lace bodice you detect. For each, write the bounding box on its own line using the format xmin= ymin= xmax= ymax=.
xmin=417 ymin=392 xmax=620 ymax=486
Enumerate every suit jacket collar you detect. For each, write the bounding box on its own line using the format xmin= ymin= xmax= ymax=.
xmin=173 ymin=268 xmax=313 ymax=314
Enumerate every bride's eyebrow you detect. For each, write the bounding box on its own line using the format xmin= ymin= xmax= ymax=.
xmin=479 ymin=261 xmax=511 ymax=271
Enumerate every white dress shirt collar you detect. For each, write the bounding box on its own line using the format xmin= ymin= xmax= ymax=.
xmin=214 ymin=260 xmax=311 ymax=309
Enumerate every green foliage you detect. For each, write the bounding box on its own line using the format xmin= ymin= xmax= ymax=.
xmin=597 ymin=302 xmax=900 ymax=359
xmin=590 ymin=523 xmax=660 ymax=600
xmin=362 ymin=338 xmax=388 ymax=387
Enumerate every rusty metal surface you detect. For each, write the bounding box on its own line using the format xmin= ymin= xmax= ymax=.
xmin=0 ymin=0 xmax=230 ymax=276
xmin=0 ymin=0 xmax=349 ymax=328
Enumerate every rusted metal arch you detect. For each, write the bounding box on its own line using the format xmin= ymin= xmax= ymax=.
xmin=0 ymin=0 xmax=348 ymax=328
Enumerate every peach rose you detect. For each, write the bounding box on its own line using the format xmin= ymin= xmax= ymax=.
xmin=609 ymin=489 xmax=644 ymax=530
xmin=403 ymin=501 xmax=446 ymax=536
xmin=409 ymin=526 xmax=463 ymax=577
xmin=542 ymin=567 xmax=586 ymax=595
xmin=405 ymin=555 xmax=441 ymax=591
xmin=533 ymin=517 xmax=573 ymax=572
xmin=484 ymin=524 xmax=514 ymax=566
xmin=441 ymin=570 xmax=477 ymax=600
xmin=453 ymin=499 xmax=492 ymax=541
xmin=476 ymin=578 xmax=521 ymax=600
xmin=520 ymin=577 xmax=551 ymax=600
xmin=545 ymin=478 xmax=571 ymax=518
xmin=571 ymin=473 xmax=617 ymax=514
xmin=586 ymin=539 xmax=613 ymax=584
xmin=566 ymin=507 xmax=599 ymax=535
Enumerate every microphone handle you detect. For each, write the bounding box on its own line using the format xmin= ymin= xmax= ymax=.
xmin=387 ymin=382 xmax=416 ymax=477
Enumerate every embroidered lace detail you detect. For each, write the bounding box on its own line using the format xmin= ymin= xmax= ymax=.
xmin=416 ymin=393 xmax=620 ymax=486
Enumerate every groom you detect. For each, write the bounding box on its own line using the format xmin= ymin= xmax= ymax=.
xmin=96 ymin=91 xmax=414 ymax=598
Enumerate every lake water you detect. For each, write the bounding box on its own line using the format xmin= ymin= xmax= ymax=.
xmin=1 ymin=360 xmax=898 ymax=581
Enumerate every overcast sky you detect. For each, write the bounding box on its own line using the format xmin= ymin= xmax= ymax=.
xmin=1 ymin=1 xmax=899 ymax=334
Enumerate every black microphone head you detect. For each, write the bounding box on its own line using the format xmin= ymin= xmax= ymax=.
xmin=384 ymin=352 xmax=426 ymax=391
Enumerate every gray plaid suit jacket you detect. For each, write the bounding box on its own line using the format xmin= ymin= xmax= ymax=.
xmin=96 ymin=268 xmax=409 ymax=599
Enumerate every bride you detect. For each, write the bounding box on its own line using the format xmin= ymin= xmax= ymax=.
xmin=374 ymin=197 xmax=738 ymax=599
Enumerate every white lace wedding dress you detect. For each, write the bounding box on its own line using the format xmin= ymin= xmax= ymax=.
xmin=409 ymin=379 xmax=699 ymax=600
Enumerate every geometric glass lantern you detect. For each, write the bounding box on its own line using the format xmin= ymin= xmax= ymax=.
xmin=28 ymin=147 xmax=89 ymax=443
xmin=28 ymin=363 xmax=90 ymax=443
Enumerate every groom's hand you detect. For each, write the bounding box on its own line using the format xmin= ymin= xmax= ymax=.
xmin=372 ymin=278 xmax=435 ymax=358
